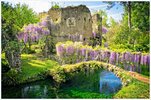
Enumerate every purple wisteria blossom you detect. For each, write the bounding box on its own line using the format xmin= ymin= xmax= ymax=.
xmin=92 ymin=32 xmax=96 ymax=38
xmin=56 ymin=44 xmax=65 ymax=56
xmin=131 ymin=54 xmax=135 ymax=63
xmin=89 ymin=50 xmax=96 ymax=60
xmin=55 ymin=41 xmax=149 ymax=71
xmin=143 ymin=55 xmax=148 ymax=65
xmin=133 ymin=54 xmax=141 ymax=64
xmin=80 ymin=48 xmax=86 ymax=56
xmin=39 ymin=20 xmax=47 ymax=27
xmin=66 ymin=46 xmax=75 ymax=55
xmin=124 ymin=52 xmax=131 ymax=62
xmin=17 ymin=22 xmax=50 ymax=44
xmin=102 ymin=27 xmax=108 ymax=34
xmin=147 ymin=55 xmax=150 ymax=66
xmin=109 ymin=52 xmax=116 ymax=65
xmin=23 ymin=33 xmax=28 ymax=43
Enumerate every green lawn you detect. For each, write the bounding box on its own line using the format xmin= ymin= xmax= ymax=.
xmin=114 ymin=80 xmax=149 ymax=98
xmin=18 ymin=54 xmax=59 ymax=83
xmin=2 ymin=53 xmax=59 ymax=84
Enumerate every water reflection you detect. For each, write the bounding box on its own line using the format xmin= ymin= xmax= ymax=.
xmin=2 ymin=70 xmax=122 ymax=98
xmin=99 ymin=70 xmax=122 ymax=94
xmin=2 ymin=79 xmax=56 ymax=98
xmin=21 ymin=85 xmax=48 ymax=98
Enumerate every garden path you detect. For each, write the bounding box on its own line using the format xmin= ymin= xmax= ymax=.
xmin=129 ymin=71 xmax=150 ymax=84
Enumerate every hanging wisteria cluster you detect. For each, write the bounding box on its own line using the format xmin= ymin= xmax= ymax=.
xmin=56 ymin=41 xmax=150 ymax=73
xmin=102 ymin=27 xmax=108 ymax=34
xmin=17 ymin=20 xmax=50 ymax=43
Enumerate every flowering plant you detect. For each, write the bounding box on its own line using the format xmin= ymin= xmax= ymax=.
xmin=56 ymin=41 xmax=150 ymax=74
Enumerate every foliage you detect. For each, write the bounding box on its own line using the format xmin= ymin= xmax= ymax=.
xmin=2 ymin=68 xmax=19 ymax=85
xmin=104 ymin=2 xmax=149 ymax=52
xmin=2 ymin=59 xmax=10 ymax=73
xmin=5 ymin=41 xmax=20 ymax=52
xmin=50 ymin=66 xmax=66 ymax=84
xmin=109 ymin=17 xmax=118 ymax=27
xmin=60 ymin=89 xmax=113 ymax=98
xmin=2 ymin=1 xmax=39 ymax=51
xmin=17 ymin=20 xmax=50 ymax=53
xmin=122 ymin=2 xmax=150 ymax=32
xmin=114 ymin=80 xmax=149 ymax=98
xmin=2 ymin=54 xmax=59 ymax=86
xmin=2 ymin=2 xmax=39 ymax=31
xmin=106 ymin=23 xmax=149 ymax=52
xmin=95 ymin=10 xmax=109 ymax=27
xmin=131 ymin=2 xmax=149 ymax=32
xmin=55 ymin=41 xmax=149 ymax=75
xmin=51 ymin=4 xmax=60 ymax=9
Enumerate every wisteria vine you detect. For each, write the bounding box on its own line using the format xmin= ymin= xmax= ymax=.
xmin=17 ymin=20 xmax=50 ymax=44
xmin=56 ymin=41 xmax=150 ymax=73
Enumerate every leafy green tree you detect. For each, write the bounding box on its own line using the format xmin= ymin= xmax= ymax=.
xmin=104 ymin=1 xmax=149 ymax=52
xmin=105 ymin=1 xmax=149 ymax=32
xmin=2 ymin=1 xmax=39 ymax=51
xmin=105 ymin=1 xmax=132 ymax=29
xmin=131 ymin=2 xmax=149 ymax=32
xmin=52 ymin=4 xmax=60 ymax=9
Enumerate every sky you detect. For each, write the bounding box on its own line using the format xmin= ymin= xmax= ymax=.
xmin=2 ymin=0 xmax=124 ymax=23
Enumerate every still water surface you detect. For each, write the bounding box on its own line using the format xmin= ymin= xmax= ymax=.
xmin=2 ymin=70 xmax=122 ymax=98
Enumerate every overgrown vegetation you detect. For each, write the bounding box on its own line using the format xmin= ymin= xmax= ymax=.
xmin=114 ymin=80 xmax=149 ymax=98
xmin=49 ymin=61 xmax=149 ymax=98
xmin=103 ymin=2 xmax=150 ymax=52
xmin=1 ymin=1 xmax=150 ymax=99
xmin=2 ymin=54 xmax=59 ymax=86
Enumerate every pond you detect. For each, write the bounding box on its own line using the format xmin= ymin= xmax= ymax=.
xmin=2 ymin=70 xmax=122 ymax=98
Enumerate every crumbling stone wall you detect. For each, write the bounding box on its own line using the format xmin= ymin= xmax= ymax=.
xmin=47 ymin=5 xmax=92 ymax=43
xmin=39 ymin=5 xmax=103 ymax=46
xmin=92 ymin=14 xmax=102 ymax=46
xmin=92 ymin=14 xmax=102 ymax=34
xmin=48 ymin=8 xmax=61 ymax=24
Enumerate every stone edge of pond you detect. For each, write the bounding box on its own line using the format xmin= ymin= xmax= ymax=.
xmin=49 ymin=61 xmax=135 ymax=87
xmin=2 ymin=60 xmax=143 ymax=88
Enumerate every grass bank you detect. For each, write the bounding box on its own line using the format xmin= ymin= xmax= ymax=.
xmin=2 ymin=54 xmax=59 ymax=85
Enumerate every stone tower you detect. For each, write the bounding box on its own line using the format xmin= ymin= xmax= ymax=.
xmin=92 ymin=14 xmax=102 ymax=46
xmin=47 ymin=5 xmax=92 ymax=43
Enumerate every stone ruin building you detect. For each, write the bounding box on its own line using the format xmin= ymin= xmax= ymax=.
xmin=4 ymin=5 xmax=102 ymax=70
xmin=39 ymin=5 xmax=102 ymax=44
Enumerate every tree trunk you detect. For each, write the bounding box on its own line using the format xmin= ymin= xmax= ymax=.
xmin=128 ymin=1 xmax=131 ymax=29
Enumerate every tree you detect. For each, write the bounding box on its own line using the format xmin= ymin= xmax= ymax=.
xmin=2 ymin=1 xmax=39 ymax=69
xmin=105 ymin=1 xmax=149 ymax=32
xmin=2 ymin=1 xmax=39 ymax=51
xmin=105 ymin=1 xmax=132 ymax=29
xmin=96 ymin=10 xmax=109 ymax=27
xmin=131 ymin=2 xmax=149 ymax=32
